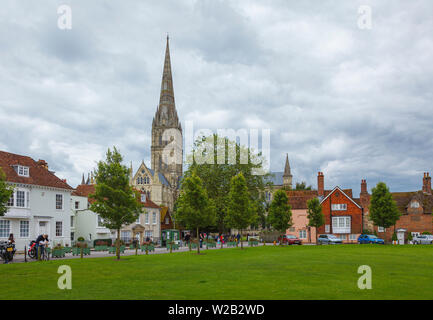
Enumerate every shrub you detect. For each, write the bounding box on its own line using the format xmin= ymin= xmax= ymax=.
xmin=94 ymin=239 xmax=112 ymax=247
xmin=422 ymin=231 xmax=432 ymax=235
xmin=392 ymin=233 xmax=398 ymax=241
xmin=77 ymin=236 xmax=85 ymax=241
xmin=407 ymin=233 xmax=413 ymax=241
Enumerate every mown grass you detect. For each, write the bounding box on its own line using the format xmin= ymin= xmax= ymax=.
xmin=1 ymin=245 xmax=432 ymax=300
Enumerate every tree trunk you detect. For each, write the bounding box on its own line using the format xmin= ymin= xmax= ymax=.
xmin=197 ymin=227 xmax=200 ymax=254
xmin=116 ymin=228 xmax=120 ymax=260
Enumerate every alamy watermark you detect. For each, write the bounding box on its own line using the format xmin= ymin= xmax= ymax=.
xmin=357 ymin=265 xmax=372 ymax=289
xmin=358 ymin=5 xmax=372 ymax=30
xmin=57 ymin=265 xmax=72 ymax=290
xmin=159 ymin=120 xmax=270 ymax=175
xmin=57 ymin=4 xmax=72 ymax=30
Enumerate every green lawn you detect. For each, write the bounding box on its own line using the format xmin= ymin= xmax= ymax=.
xmin=1 ymin=245 xmax=433 ymax=300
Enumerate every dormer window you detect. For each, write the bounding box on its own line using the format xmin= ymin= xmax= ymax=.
xmin=410 ymin=201 xmax=420 ymax=208
xmin=13 ymin=165 xmax=29 ymax=177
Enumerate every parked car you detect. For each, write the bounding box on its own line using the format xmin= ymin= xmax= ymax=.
xmin=358 ymin=234 xmax=385 ymax=244
xmin=279 ymin=235 xmax=302 ymax=245
xmin=317 ymin=234 xmax=343 ymax=245
xmin=412 ymin=234 xmax=433 ymax=245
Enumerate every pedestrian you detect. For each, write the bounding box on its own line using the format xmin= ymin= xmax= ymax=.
xmin=199 ymin=232 xmax=204 ymax=248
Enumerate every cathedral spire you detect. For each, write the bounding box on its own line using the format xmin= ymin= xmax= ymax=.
xmin=283 ymin=154 xmax=291 ymax=176
xmin=81 ymin=173 xmax=85 ymax=185
xmin=153 ymin=35 xmax=180 ymax=128
xmin=283 ymin=154 xmax=293 ymax=189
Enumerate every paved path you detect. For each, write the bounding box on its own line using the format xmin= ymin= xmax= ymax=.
xmin=6 ymin=243 xmax=268 ymax=264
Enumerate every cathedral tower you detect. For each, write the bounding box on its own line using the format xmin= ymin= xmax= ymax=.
xmin=151 ymin=36 xmax=183 ymax=188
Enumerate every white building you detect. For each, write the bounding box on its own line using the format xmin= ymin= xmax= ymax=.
xmin=70 ymin=183 xmax=111 ymax=245
xmin=0 ymin=151 xmax=73 ymax=249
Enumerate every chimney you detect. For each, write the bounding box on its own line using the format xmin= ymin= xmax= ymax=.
xmin=37 ymin=159 xmax=48 ymax=170
xmin=361 ymin=179 xmax=368 ymax=194
xmin=317 ymin=172 xmax=324 ymax=197
xmin=423 ymin=172 xmax=432 ymax=194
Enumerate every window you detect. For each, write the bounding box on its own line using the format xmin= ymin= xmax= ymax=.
xmin=20 ymin=221 xmax=29 ymax=238
xmin=152 ymin=212 xmax=157 ymax=224
xmin=145 ymin=230 xmax=152 ymax=238
xmin=141 ymin=194 xmax=146 ymax=202
xmin=411 ymin=201 xmax=420 ymax=208
xmin=0 ymin=220 xmax=10 ymax=238
xmin=75 ymin=201 xmax=79 ymax=209
xmin=378 ymin=226 xmax=385 ymax=232
xmin=145 ymin=213 xmax=149 ymax=224
xmin=56 ymin=194 xmax=63 ymax=210
xmin=70 ymin=216 xmax=74 ymax=228
xmin=165 ymin=217 xmax=170 ymax=225
xmin=325 ymin=224 xmax=330 ymax=233
xmin=7 ymin=193 xmax=14 ymax=207
xmin=16 ymin=191 xmax=25 ymax=207
xmin=349 ymin=234 xmax=358 ymax=240
xmin=136 ymin=216 xmax=140 ymax=224
xmin=121 ymin=231 xmax=131 ymax=243
xmin=56 ymin=221 xmax=63 ymax=237
xmin=337 ymin=234 xmax=347 ymax=240
xmin=71 ymin=232 xmax=75 ymax=241
xmin=289 ymin=227 xmax=295 ymax=232
xmin=331 ymin=204 xmax=347 ymax=211
xmin=97 ymin=215 xmax=104 ymax=227
xmin=332 ymin=216 xmax=351 ymax=234
xmin=299 ymin=230 xmax=307 ymax=239
xmin=15 ymin=165 xmax=29 ymax=177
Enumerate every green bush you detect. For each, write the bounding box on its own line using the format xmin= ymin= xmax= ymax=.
xmin=407 ymin=233 xmax=413 ymax=241
xmin=422 ymin=231 xmax=432 ymax=235
xmin=77 ymin=236 xmax=85 ymax=241
xmin=392 ymin=233 xmax=398 ymax=241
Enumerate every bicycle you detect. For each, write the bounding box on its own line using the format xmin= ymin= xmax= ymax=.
xmin=38 ymin=245 xmax=50 ymax=261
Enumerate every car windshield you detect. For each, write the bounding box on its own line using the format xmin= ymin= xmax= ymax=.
xmin=286 ymin=235 xmax=296 ymax=239
xmin=328 ymin=235 xmax=338 ymax=239
xmin=368 ymin=235 xmax=377 ymax=238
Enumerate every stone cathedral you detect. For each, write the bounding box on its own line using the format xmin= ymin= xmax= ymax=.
xmin=130 ymin=36 xmax=183 ymax=213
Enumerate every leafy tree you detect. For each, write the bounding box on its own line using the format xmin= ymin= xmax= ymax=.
xmin=182 ymin=134 xmax=271 ymax=233
xmin=267 ymin=190 xmax=292 ymax=241
xmin=90 ymin=147 xmax=143 ymax=260
xmin=306 ymin=197 xmax=325 ymax=242
xmin=369 ymin=182 xmax=401 ymax=229
xmin=295 ymin=182 xmax=312 ymax=190
xmin=0 ymin=168 xmax=13 ymax=217
xmin=225 ymin=173 xmax=257 ymax=249
xmin=175 ymin=171 xmax=216 ymax=254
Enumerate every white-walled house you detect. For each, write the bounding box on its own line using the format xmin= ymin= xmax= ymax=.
xmin=70 ymin=184 xmax=111 ymax=245
xmin=0 ymin=151 xmax=73 ymax=249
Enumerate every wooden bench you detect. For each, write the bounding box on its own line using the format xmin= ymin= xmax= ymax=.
xmin=94 ymin=245 xmax=108 ymax=252
xmin=227 ymin=242 xmax=237 ymax=247
xmin=248 ymin=241 xmax=259 ymax=247
xmin=167 ymin=243 xmax=179 ymax=251
xmin=205 ymin=242 xmax=217 ymax=248
xmin=108 ymin=246 xmax=125 ymax=254
xmin=51 ymin=248 xmax=65 ymax=258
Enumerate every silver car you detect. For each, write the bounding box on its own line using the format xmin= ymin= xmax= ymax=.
xmin=317 ymin=234 xmax=343 ymax=245
xmin=413 ymin=235 xmax=433 ymax=244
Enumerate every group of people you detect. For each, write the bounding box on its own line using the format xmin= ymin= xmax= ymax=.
xmin=181 ymin=232 xmax=249 ymax=247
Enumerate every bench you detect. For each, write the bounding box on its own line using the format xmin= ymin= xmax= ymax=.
xmin=205 ymin=242 xmax=216 ymax=248
xmin=108 ymin=246 xmax=125 ymax=254
xmin=141 ymin=245 xmax=155 ymax=252
xmin=72 ymin=247 xmax=91 ymax=256
xmin=94 ymin=245 xmax=108 ymax=252
xmin=248 ymin=241 xmax=259 ymax=247
xmin=167 ymin=243 xmax=179 ymax=251
xmin=227 ymin=242 xmax=237 ymax=247
xmin=51 ymin=248 xmax=65 ymax=258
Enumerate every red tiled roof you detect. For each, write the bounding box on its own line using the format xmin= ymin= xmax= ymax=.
xmin=135 ymin=189 xmax=161 ymax=209
xmin=0 ymin=150 xmax=73 ymax=190
xmin=286 ymin=188 xmax=355 ymax=210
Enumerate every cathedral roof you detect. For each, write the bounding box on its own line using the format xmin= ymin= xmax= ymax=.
xmin=148 ymin=168 xmax=171 ymax=187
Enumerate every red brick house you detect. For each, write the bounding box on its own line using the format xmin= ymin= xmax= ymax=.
xmin=286 ymin=172 xmax=363 ymax=243
xmin=362 ymin=173 xmax=433 ymax=243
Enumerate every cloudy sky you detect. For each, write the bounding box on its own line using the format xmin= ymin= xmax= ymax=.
xmin=1 ymin=0 xmax=432 ymax=195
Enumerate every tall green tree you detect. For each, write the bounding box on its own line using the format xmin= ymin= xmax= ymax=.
xmin=175 ymin=171 xmax=216 ymax=254
xmin=183 ymin=134 xmax=271 ymax=232
xmin=268 ymin=189 xmax=292 ymax=242
xmin=307 ymin=197 xmax=324 ymax=242
xmin=369 ymin=182 xmax=401 ymax=229
xmin=90 ymin=147 xmax=143 ymax=260
xmin=226 ymin=173 xmax=256 ymax=249
xmin=0 ymin=168 xmax=14 ymax=217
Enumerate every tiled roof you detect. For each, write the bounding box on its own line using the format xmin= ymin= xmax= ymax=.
xmin=285 ymin=188 xmax=355 ymax=210
xmin=160 ymin=206 xmax=169 ymax=221
xmin=0 ymin=150 xmax=73 ymax=190
xmin=391 ymin=191 xmax=433 ymax=214
xmin=137 ymin=190 xmax=161 ymax=209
